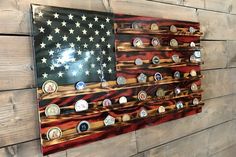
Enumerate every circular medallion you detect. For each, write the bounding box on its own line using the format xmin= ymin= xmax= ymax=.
xmin=132 ymin=22 xmax=141 ymax=29
xmin=172 ymin=54 xmax=181 ymax=63
xmin=77 ymin=121 xmax=90 ymax=133
xmin=190 ymin=69 xmax=197 ymax=77
xmin=154 ymin=72 xmax=163 ymax=81
xmin=117 ymin=76 xmax=127 ymax=85
xmin=75 ymin=99 xmax=89 ymax=112
xmin=191 ymin=83 xmax=198 ymax=92
xmin=192 ymin=98 xmax=200 ymax=105
xmin=119 ymin=96 xmax=128 ymax=104
xmin=170 ymin=39 xmax=178 ymax=47
xmin=122 ymin=114 xmax=131 ymax=122
xmin=170 ymin=25 xmax=177 ymax=33
xmin=137 ymin=73 xmax=147 ymax=83
xmin=152 ymin=56 xmax=160 ymax=64
xmin=190 ymin=42 xmax=196 ymax=47
xmin=156 ymin=88 xmax=165 ymax=97
xmin=194 ymin=51 xmax=201 ymax=58
xmin=46 ymin=127 xmax=62 ymax=140
xmin=42 ymin=80 xmax=58 ymax=94
xmin=139 ymin=108 xmax=148 ymax=117
xmin=75 ymin=81 xmax=86 ymax=90
xmin=158 ymin=106 xmax=166 ymax=113
xmin=45 ymin=104 xmax=60 ymax=117
xmin=101 ymin=81 xmax=109 ymax=88
xmin=138 ymin=90 xmax=147 ymax=101
xmin=135 ymin=58 xmax=143 ymax=65
xmin=189 ymin=27 xmax=196 ymax=33
xmin=151 ymin=23 xmax=159 ymax=31
xmin=175 ymin=87 xmax=181 ymax=95
xmin=190 ymin=55 xmax=201 ymax=63
xmin=173 ymin=71 xmax=181 ymax=79
xmin=151 ymin=37 xmax=160 ymax=47
xmin=176 ymin=101 xmax=184 ymax=109
xmin=102 ymin=99 xmax=112 ymax=107
xmin=133 ymin=38 xmax=143 ymax=47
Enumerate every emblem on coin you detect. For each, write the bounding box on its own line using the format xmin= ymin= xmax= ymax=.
xmin=152 ymin=56 xmax=160 ymax=64
xmin=154 ymin=72 xmax=163 ymax=81
xmin=151 ymin=37 xmax=160 ymax=47
xmin=170 ymin=39 xmax=178 ymax=47
xmin=139 ymin=108 xmax=148 ymax=117
xmin=117 ymin=76 xmax=127 ymax=85
xmin=119 ymin=96 xmax=128 ymax=104
xmin=172 ymin=54 xmax=181 ymax=63
xmin=135 ymin=58 xmax=143 ymax=65
xmin=190 ymin=69 xmax=197 ymax=77
xmin=77 ymin=121 xmax=90 ymax=133
xmin=104 ymin=115 xmax=115 ymax=126
xmin=156 ymin=88 xmax=165 ymax=97
xmin=176 ymin=101 xmax=184 ymax=109
xmin=190 ymin=42 xmax=196 ymax=47
xmin=45 ymin=104 xmax=60 ymax=117
xmin=175 ymin=87 xmax=181 ymax=95
xmin=122 ymin=114 xmax=131 ymax=122
xmin=158 ymin=106 xmax=166 ymax=113
xmin=173 ymin=71 xmax=181 ymax=79
xmin=132 ymin=22 xmax=141 ymax=29
xmin=150 ymin=23 xmax=159 ymax=31
xmin=191 ymin=83 xmax=198 ymax=92
xmin=170 ymin=25 xmax=177 ymax=33
xmin=194 ymin=51 xmax=201 ymax=58
xmin=75 ymin=99 xmax=89 ymax=112
xmin=137 ymin=73 xmax=147 ymax=83
xmin=189 ymin=27 xmax=196 ymax=33
xmin=102 ymin=99 xmax=112 ymax=107
xmin=75 ymin=81 xmax=86 ymax=90
xmin=42 ymin=80 xmax=58 ymax=94
xmin=46 ymin=127 xmax=62 ymax=140
xmin=192 ymin=98 xmax=200 ymax=105
xmin=133 ymin=38 xmax=143 ymax=47
xmin=138 ymin=90 xmax=147 ymax=101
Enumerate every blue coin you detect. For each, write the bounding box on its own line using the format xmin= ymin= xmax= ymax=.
xmin=75 ymin=81 xmax=86 ymax=90
xmin=154 ymin=72 xmax=163 ymax=81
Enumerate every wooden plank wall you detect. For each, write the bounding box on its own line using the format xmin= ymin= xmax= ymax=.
xmin=0 ymin=0 xmax=236 ymax=156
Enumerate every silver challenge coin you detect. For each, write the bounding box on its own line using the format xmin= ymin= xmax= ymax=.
xmin=152 ymin=56 xmax=160 ymax=64
xmin=45 ymin=104 xmax=60 ymax=117
xmin=75 ymin=99 xmax=89 ymax=112
xmin=190 ymin=42 xmax=196 ymax=47
xmin=139 ymin=108 xmax=148 ymax=117
xmin=156 ymin=88 xmax=165 ymax=97
xmin=175 ymin=87 xmax=181 ymax=95
xmin=173 ymin=71 xmax=181 ymax=79
xmin=133 ymin=37 xmax=143 ymax=47
xmin=137 ymin=73 xmax=147 ymax=83
xmin=190 ymin=69 xmax=197 ymax=77
xmin=119 ymin=96 xmax=128 ymax=104
xmin=150 ymin=23 xmax=159 ymax=31
xmin=117 ymin=76 xmax=127 ymax=85
xmin=194 ymin=51 xmax=201 ymax=58
xmin=46 ymin=127 xmax=62 ymax=140
xmin=172 ymin=54 xmax=181 ymax=63
xmin=170 ymin=39 xmax=178 ymax=47
xmin=176 ymin=101 xmax=184 ymax=109
xmin=138 ymin=90 xmax=147 ymax=101
xmin=132 ymin=22 xmax=141 ymax=29
xmin=151 ymin=37 xmax=160 ymax=47
xmin=170 ymin=25 xmax=177 ymax=33
xmin=192 ymin=98 xmax=200 ymax=105
xmin=190 ymin=55 xmax=201 ymax=63
xmin=191 ymin=83 xmax=198 ymax=92
xmin=189 ymin=27 xmax=196 ymax=33
xmin=42 ymin=80 xmax=58 ymax=94
xmin=102 ymin=99 xmax=112 ymax=107
xmin=135 ymin=58 xmax=143 ymax=66
xmin=158 ymin=106 xmax=165 ymax=113
xmin=154 ymin=72 xmax=163 ymax=81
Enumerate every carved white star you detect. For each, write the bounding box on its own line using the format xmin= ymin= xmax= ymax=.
xmin=82 ymin=15 xmax=86 ymax=21
xmin=95 ymin=30 xmax=99 ymax=35
xmin=49 ymin=50 xmax=54 ymax=56
xmin=40 ymin=42 xmax=46 ymax=48
xmin=107 ymin=43 xmax=111 ymax=48
xmin=91 ymin=64 xmax=95 ymax=68
xmin=96 ymin=57 xmax=101 ymax=61
xmin=82 ymin=29 xmax=87 ymax=35
xmin=97 ymin=69 xmax=101 ymax=74
xmin=39 ymin=27 xmax=45 ymax=33
xmin=62 ymin=35 xmax=68 ymax=41
xmin=41 ymin=57 xmax=47 ymax=63
xmin=55 ymin=28 xmax=60 ymax=33
xmin=108 ymin=68 xmax=112 ymax=73
xmin=102 ymin=50 xmax=106 ymax=55
xmin=102 ymin=63 xmax=107 ymax=67
xmin=100 ymin=24 xmax=105 ymax=29
xmin=106 ymin=30 xmax=111 ymax=36
xmin=85 ymin=70 xmax=90 ymax=75
xmin=64 ymin=65 xmax=69 ymax=70
xmin=76 ymin=36 xmax=81 ymax=41
xmin=96 ymin=43 xmax=100 ymax=48
xmin=77 ymin=50 xmax=82 ymax=55
xmin=90 ymin=50 xmax=95 ymax=55
xmin=106 ymin=17 xmax=110 ymax=23
xmin=83 ymin=43 xmax=88 ymax=48
xmin=72 ymin=71 xmax=77 ymax=76
xmin=58 ymin=71 xmax=63 ymax=77
xmin=56 ymin=43 xmax=61 ymax=48
xmin=50 ymin=65 xmax=55 ymax=71
xmin=108 ymin=56 xmax=112 ymax=61
xmin=38 ymin=11 xmax=43 ymax=17
xmin=47 ymin=20 xmax=52 ymax=26
xmin=89 ymin=36 xmax=94 ymax=42
xmin=69 ymin=43 xmax=75 ymax=48
xmin=75 ymin=22 xmax=80 ymax=27
xmin=88 ymin=23 xmax=93 ymax=28
xmin=42 ymin=72 xmax=48 ymax=78
xmin=101 ymin=37 xmax=105 ymax=42
xmin=54 ymin=13 xmax=59 ymax=18
xmin=78 ymin=64 xmax=83 ymax=69
xmin=69 ymin=29 xmax=74 ymax=34
xmin=68 ymin=14 xmax=73 ymax=20
xmin=47 ymin=35 xmax=53 ymax=41
xmin=61 ymin=21 xmax=67 ymax=26
xmin=94 ymin=16 xmax=98 ymax=22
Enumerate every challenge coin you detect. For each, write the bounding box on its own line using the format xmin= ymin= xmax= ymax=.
xmin=138 ymin=90 xmax=147 ymax=101
xmin=102 ymin=99 xmax=112 ymax=107
xmin=75 ymin=99 xmax=89 ymax=112
xmin=133 ymin=37 xmax=143 ymax=47
xmin=117 ymin=76 xmax=127 ymax=85
xmin=135 ymin=58 xmax=143 ymax=65
xmin=139 ymin=108 xmax=148 ymax=117
xmin=104 ymin=115 xmax=115 ymax=126
xmin=170 ymin=25 xmax=177 ymax=33
xmin=173 ymin=71 xmax=181 ymax=79
xmin=170 ymin=39 xmax=178 ymax=47
xmin=191 ymin=83 xmax=198 ymax=92
xmin=151 ymin=23 xmax=159 ymax=31
xmin=190 ymin=69 xmax=197 ymax=77
xmin=172 ymin=54 xmax=181 ymax=63
xmin=158 ymin=106 xmax=165 ymax=113
xmin=46 ymin=127 xmax=62 ymax=140
xmin=45 ymin=104 xmax=60 ymax=117
xmin=190 ymin=55 xmax=201 ymax=63
xmin=194 ymin=51 xmax=201 ymax=58
xmin=175 ymin=87 xmax=181 ymax=95
xmin=192 ymin=98 xmax=200 ymax=105
xmin=151 ymin=37 xmax=160 ymax=47
xmin=42 ymin=80 xmax=58 ymax=94
xmin=75 ymin=81 xmax=86 ymax=90
xmin=77 ymin=120 xmax=90 ymax=133
xmin=132 ymin=22 xmax=141 ymax=29
xmin=122 ymin=114 xmax=131 ymax=122
xmin=152 ymin=56 xmax=160 ymax=64
xmin=156 ymin=88 xmax=165 ymax=97
xmin=189 ymin=27 xmax=196 ymax=33
xmin=119 ymin=96 xmax=128 ymax=104
xmin=137 ymin=73 xmax=147 ymax=83
xmin=176 ymin=101 xmax=184 ymax=109
xmin=154 ymin=72 xmax=163 ymax=81
xmin=190 ymin=42 xmax=196 ymax=47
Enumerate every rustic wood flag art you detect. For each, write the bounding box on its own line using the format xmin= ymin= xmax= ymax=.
xmin=31 ymin=4 xmax=204 ymax=155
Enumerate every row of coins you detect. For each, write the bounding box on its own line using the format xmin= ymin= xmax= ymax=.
xmin=44 ymin=82 xmax=200 ymax=117
xmin=46 ymin=97 xmax=200 ymax=141
xmin=131 ymin=22 xmax=197 ymax=34
xmin=132 ymin=37 xmax=197 ymax=48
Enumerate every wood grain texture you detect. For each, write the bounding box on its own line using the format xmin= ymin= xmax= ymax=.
xmin=226 ymin=41 xmax=236 ymax=68
xmin=204 ymin=0 xmax=232 ymax=13
xmin=210 ymin=144 xmax=236 ymax=157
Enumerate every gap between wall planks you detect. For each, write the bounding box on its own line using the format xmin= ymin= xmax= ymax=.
xmin=1 ymin=0 xmax=236 ymax=156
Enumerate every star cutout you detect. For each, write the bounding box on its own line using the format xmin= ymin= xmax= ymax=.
xmin=90 ymin=50 xmax=95 ymax=55
xmin=49 ymin=50 xmax=54 ymax=56
xmin=106 ymin=30 xmax=111 ymax=36
xmin=42 ymin=72 xmax=48 ymax=78
xmin=76 ymin=36 xmax=81 ymax=41
xmin=75 ymin=22 xmax=80 ymax=27
xmin=47 ymin=35 xmax=53 ymax=41
xmin=41 ymin=57 xmax=47 ymax=63
xmin=100 ymin=24 xmax=105 ymax=29
xmin=96 ymin=43 xmax=100 ymax=48
xmin=102 ymin=50 xmax=106 ymax=55
xmin=83 ymin=43 xmax=88 ymax=48
xmin=102 ymin=63 xmax=107 ymax=67
xmin=106 ymin=17 xmax=110 ymax=23
xmin=101 ymin=37 xmax=105 ymax=42
xmin=91 ymin=64 xmax=95 ymax=68
xmin=40 ymin=42 xmax=46 ymax=48
xmin=107 ymin=44 xmax=111 ymax=48
xmin=69 ymin=43 xmax=75 ymax=48
xmin=108 ymin=56 xmax=112 ymax=61
xmin=88 ymin=23 xmax=93 ymax=28
xmin=77 ymin=50 xmax=82 ymax=55
xmin=72 ymin=71 xmax=77 ymax=76
xmin=82 ymin=15 xmax=86 ymax=21
xmin=94 ymin=16 xmax=98 ymax=22
xmin=82 ymin=29 xmax=87 ymax=35
xmin=54 ymin=28 xmax=60 ymax=33
xmin=64 ymin=65 xmax=69 ymax=70
xmin=62 ymin=35 xmax=68 ymax=41
xmin=68 ymin=14 xmax=73 ymax=20
xmin=97 ymin=69 xmax=101 ymax=74
xmin=78 ymin=64 xmax=83 ymax=69
xmin=108 ymin=68 xmax=112 ymax=73
xmin=47 ymin=20 xmax=52 ymax=26
xmin=61 ymin=21 xmax=67 ymax=26
xmin=50 ymin=65 xmax=55 ymax=71
xmin=38 ymin=11 xmax=43 ymax=17
xmin=95 ymin=30 xmax=99 ymax=35
xmin=39 ymin=27 xmax=45 ymax=33
xmin=89 ymin=36 xmax=94 ymax=42
xmin=58 ymin=71 xmax=64 ymax=77
xmin=96 ymin=57 xmax=101 ymax=61
xmin=85 ymin=70 xmax=90 ymax=75
xmin=56 ymin=43 xmax=61 ymax=48
xmin=54 ymin=13 xmax=59 ymax=18
xmin=69 ymin=29 xmax=74 ymax=34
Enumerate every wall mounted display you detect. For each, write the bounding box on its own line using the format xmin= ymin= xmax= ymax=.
xmin=31 ymin=4 xmax=204 ymax=155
